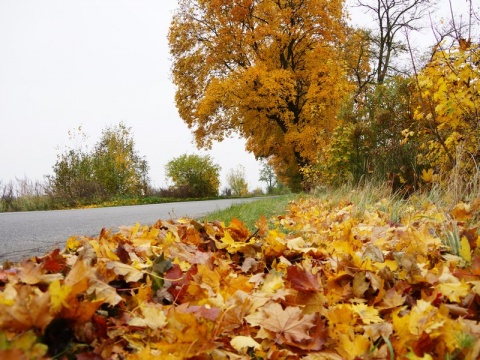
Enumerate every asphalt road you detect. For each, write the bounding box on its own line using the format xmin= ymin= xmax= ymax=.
xmin=0 ymin=198 xmax=262 ymax=263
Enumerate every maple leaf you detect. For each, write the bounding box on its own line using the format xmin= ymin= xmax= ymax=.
xmin=220 ymin=290 xmax=270 ymax=332
xmin=352 ymin=272 xmax=370 ymax=298
xmin=86 ymin=278 xmax=122 ymax=306
xmin=127 ymin=303 xmax=168 ymax=330
xmin=350 ymin=303 xmax=383 ymax=324
xmin=192 ymin=264 xmax=221 ymax=296
xmin=337 ymin=332 xmax=370 ymax=358
xmin=177 ymin=303 xmax=220 ymax=321
xmin=246 ymin=302 xmax=315 ymax=345
xmin=39 ymin=249 xmax=67 ymax=273
xmin=105 ymin=261 xmax=144 ymax=282
xmin=0 ymin=284 xmax=52 ymax=331
xmin=286 ymin=265 xmax=321 ymax=292
xmin=377 ymin=287 xmax=406 ymax=310
xmin=226 ymin=217 xmax=251 ymax=241
xmin=48 ymin=279 xmax=72 ymax=313
xmin=17 ymin=261 xmax=49 ymax=285
xmin=214 ymin=230 xmax=256 ymax=254
xmin=451 ymin=202 xmax=472 ymax=221
xmin=363 ymin=322 xmax=394 ymax=341
xmin=255 ymin=215 xmax=269 ymax=237
xmin=230 ymin=336 xmax=261 ymax=352
xmin=260 ymin=272 xmax=285 ymax=294
xmin=65 ymin=236 xmax=82 ymax=252
xmin=436 ymin=281 xmax=471 ymax=302
xmin=164 ymin=263 xmax=198 ymax=303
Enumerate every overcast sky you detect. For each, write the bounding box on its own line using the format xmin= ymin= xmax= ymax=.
xmin=0 ymin=0 xmax=474 ymax=192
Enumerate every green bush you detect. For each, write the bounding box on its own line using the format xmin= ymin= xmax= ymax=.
xmin=46 ymin=123 xmax=149 ymax=206
xmin=165 ymin=154 xmax=220 ymax=198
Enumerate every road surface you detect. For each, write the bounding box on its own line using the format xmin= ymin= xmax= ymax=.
xmin=0 ymin=198 xmax=262 ymax=263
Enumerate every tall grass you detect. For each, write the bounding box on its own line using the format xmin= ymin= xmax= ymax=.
xmin=312 ymin=164 xmax=480 ymax=225
xmin=0 ymin=178 xmax=56 ymax=212
xmin=444 ymin=146 xmax=480 ymax=205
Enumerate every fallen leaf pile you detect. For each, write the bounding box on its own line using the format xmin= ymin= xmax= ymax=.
xmin=1 ymin=197 xmax=480 ymax=359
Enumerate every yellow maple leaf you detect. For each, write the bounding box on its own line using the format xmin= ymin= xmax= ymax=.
xmin=337 ymin=333 xmax=370 ymax=358
xmin=65 ymin=236 xmax=82 ymax=252
xmin=261 ymin=273 xmax=284 ymax=293
xmin=105 ymin=261 xmax=144 ymax=282
xmin=350 ymin=303 xmax=383 ymax=324
xmin=214 ymin=230 xmax=256 ymax=254
xmin=436 ymin=281 xmax=471 ymax=302
xmin=0 ymin=284 xmax=16 ymax=306
xmin=421 ymin=168 xmax=434 ymax=183
xmin=86 ymin=278 xmax=122 ymax=306
xmin=193 ymin=264 xmax=221 ymax=295
xmin=49 ymin=280 xmax=72 ymax=313
xmin=264 ymin=229 xmax=287 ymax=256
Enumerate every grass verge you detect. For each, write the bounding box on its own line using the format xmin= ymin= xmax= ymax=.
xmin=200 ymin=194 xmax=296 ymax=231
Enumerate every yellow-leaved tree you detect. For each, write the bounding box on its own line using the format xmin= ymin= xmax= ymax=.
xmin=169 ymin=0 xmax=350 ymax=190
xmin=412 ymin=41 xmax=480 ymax=181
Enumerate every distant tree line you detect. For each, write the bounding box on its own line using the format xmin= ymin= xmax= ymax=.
xmin=1 ymin=122 xmax=290 ymax=211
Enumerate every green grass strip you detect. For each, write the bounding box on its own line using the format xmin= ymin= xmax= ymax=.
xmin=201 ymin=195 xmax=295 ymax=231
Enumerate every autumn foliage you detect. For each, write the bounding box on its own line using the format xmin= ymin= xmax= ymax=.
xmin=411 ymin=43 xmax=480 ymax=181
xmin=169 ymin=0 xmax=350 ymax=189
xmin=2 ymin=195 xmax=480 ymax=358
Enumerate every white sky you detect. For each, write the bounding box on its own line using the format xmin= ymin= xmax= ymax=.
xmin=0 ymin=0 xmax=263 ymax=191
xmin=0 ymin=0 xmax=475 ymax=192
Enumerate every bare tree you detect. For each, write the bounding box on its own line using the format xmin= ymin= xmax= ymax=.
xmin=356 ymin=0 xmax=433 ymax=83
xmin=428 ymin=0 xmax=479 ymax=51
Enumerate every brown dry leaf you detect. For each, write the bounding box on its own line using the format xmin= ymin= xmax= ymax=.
xmin=352 ymin=272 xmax=370 ymax=298
xmin=105 ymin=261 xmax=144 ymax=282
xmin=377 ymin=287 xmax=406 ymax=310
xmin=0 ymin=284 xmax=52 ymax=331
xmin=246 ymin=302 xmax=315 ymax=344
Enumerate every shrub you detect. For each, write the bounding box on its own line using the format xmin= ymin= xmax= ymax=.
xmin=165 ymin=154 xmax=221 ymax=198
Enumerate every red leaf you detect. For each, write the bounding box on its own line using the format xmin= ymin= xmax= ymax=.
xmin=40 ymin=249 xmax=66 ymax=273
xmin=165 ymin=264 xmax=197 ymax=303
xmin=115 ymin=244 xmax=130 ymax=264
xmin=92 ymin=314 xmax=108 ymax=339
xmin=413 ymin=332 xmax=435 ymax=356
xmin=287 ymin=265 xmax=320 ymax=292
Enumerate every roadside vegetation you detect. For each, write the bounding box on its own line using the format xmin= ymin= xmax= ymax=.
xmin=0 ymin=178 xmax=281 ymax=213
xmin=0 ymin=128 xmax=287 ymax=213
xmin=201 ymin=194 xmax=296 ymax=231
